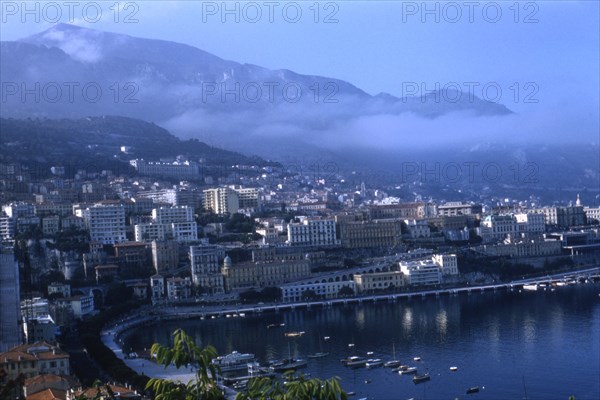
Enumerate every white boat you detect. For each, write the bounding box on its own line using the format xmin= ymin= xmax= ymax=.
xmin=348 ymin=343 xmax=355 ymax=347
xmin=324 ymin=336 xmax=331 ymax=340
xmin=284 ymin=331 xmax=305 ymax=337
xmin=365 ymin=358 xmax=383 ymax=368
xmin=343 ymin=356 xmax=367 ymax=368
xmin=212 ymin=351 xmax=255 ymax=372
xmin=366 ymin=351 xmax=374 ymax=356
xmin=450 ymin=366 xmax=458 ymax=372
xmin=384 ymin=343 xmax=401 ymax=368
xmin=413 ymin=356 xmax=421 ymax=361
xmin=399 ymin=367 xmax=417 ymax=375
xmin=523 ymin=284 xmax=538 ymax=291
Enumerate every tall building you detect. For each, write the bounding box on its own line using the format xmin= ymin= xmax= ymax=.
xmin=81 ymin=204 xmax=126 ymax=245
xmin=152 ymin=240 xmax=179 ymax=274
xmin=287 ymin=217 xmax=339 ymax=247
xmin=203 ymin=187 xmax=240 ymax=215
xmin=130 ymin=158 xmax=200 ymax=180
xmin=0 ymin=245 xmax=21 ymax=352
xmin=189 ymin=244 xmax=226 ymax=293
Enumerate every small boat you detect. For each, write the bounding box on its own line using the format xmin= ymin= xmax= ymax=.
xmin=364 ymin=379 xmax=372 ymax=384
xmin=392 ymin=365 xmax=410 ymax=372
xmin=267 ymin=323 xmax=284 ymax=329
xmin=343 ymin=356 xmax=367 ymax=368
xmin=466 ymin=386 xmax=480 ymax=394
xmin=269 ymin=358 xmax=308 ymax=372
xmin=384 ymin=360 xmax=402 ymax=368
xmin=384 ymin=343 xmax=401 ymax=368
xmin=399 ymin=367 xmax=417 ymax=375
xmin=348 ymin=343 xmax=355 ymax=347
xmin=284 ymin=331 xmax=305 ymax=337
xmin=413 ymin=373 xmax=430 ymax=384
xmin=450 ymin=366 xmax=458 ymax=372
xmin=365 ymin=359 xmax=383 ymax=368
xmin=324 ymin=336 xmax=331 ymax=340
xmin=523 ymin=284 xmax=538 ymax=291
xmin=413 ymin=356 xmax=421 ymax=361
xmin=366 ymin=351 xmax=374 ymax=356
xmin=346 ymin=392 xmax=356 ymax=396
xmin=307 ymin=352 xmax=329 ymax=359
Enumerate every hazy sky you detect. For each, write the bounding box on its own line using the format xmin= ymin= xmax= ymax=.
xmin=2 ymin=1 xmax=599 ymax=141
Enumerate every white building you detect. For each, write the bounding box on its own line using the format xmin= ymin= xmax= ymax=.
xmin=167 ymin=277 xmax=192 ymax=301
xmin=432 ymin=254 xmax=459 ymax=275
xmin=152 ymin=206 xmax=195 ymax=224
xmin=515 ymin=213 xmax=546 ymax=235
xmin=280 ymin=281 xmax=356 ymax=303
xmin=189 ymin=245 xmax=226 ymax=293
xmin=203 ymin=187 xmax=240 ymax=215
xmin=81 ymin=204 xmax=126 ymax=245
xmin=134 ymin=206 xmax=198 ymax=243
xmin=130 ymin=158 xmax=200 ymax=179
xmin=403 ymin=219 xmax=431 ymax=239
xmin=287 ymin=217 xmax=339 ymax=247
xmin=399 ymin=259 xmax=442 ymax=286
xmin=150 ymin=274 xmax=165 ymax=302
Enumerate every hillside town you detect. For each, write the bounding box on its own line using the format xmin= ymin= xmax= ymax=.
xmin=1 ymin=155 xmax=599 ymax=399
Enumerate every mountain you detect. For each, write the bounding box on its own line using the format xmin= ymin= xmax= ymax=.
xmin=0 ymin=116 xmax=273 ymax=180
xmin=1 ymin=24 xmax=512 ymax=157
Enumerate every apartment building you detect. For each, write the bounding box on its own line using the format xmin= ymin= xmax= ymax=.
xmin=287 ymin=217 xmax=339 ymax=247
xmin=81 ymin=204 xmax=126 ymax=245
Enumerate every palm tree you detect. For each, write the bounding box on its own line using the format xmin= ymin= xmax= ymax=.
xmin=237 ymin=372 xmax=347 ymax=400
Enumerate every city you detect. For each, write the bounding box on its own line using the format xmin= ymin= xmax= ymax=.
xmin=1 ymin=2 xmax=599 ymax=400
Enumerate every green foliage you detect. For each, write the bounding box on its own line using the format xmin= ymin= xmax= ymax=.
xmin=104 ymin=283 xmax=134 ymax=307
xmin=237 ymin=372 xmax=347 ymax=400
xmin=146 ymin=329 xmax=224 ymax=400
xmin=225 ymin=213 xmax=257 ymax=233
xmin=337 ymin=286 xmax=355 ymax=297
xmin=240 ymin=287 xmax=282 ymax=303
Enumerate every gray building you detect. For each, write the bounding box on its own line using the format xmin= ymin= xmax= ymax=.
xmin=0 ymin=245 xmax=22 ymax=352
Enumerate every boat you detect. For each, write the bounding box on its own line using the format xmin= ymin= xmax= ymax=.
xmin=399 ymin=367 xmax=417 ymax=375
xmin=267 ymin=323 xmax=285 ymax=329
xmin=346 ymin=392 xmax=356 ymax=396
xmin=384 ymin=343 xmax=401 ymax=368
xmin=523 ymin=284 xmax=538 ymax=291
xmin=365 ymin=359 xmax=383 ymax=368
xmin=269 ymin=358 xmax=308 ymax=372
xmin=413 ymin=356 xmax=421 ymax=361
xmin=450 ymin=366 xmax=458 ymax=372
xmin=212 ymin=351 xmax=256 ymax=372
xmin=392 ymin=365 xmax=410 ymax=372
xmin=343 ymin=356 xmax=367 ymax=368
xmin=284 ymin=331 xmax=305 ymax=337
xmin=324 ymin=336 xmax=331 ymax=341
xmin=307 ymin=352 xmax=329 ymax=359
xmin=466 ymin=386 xmax=480 ymax=394
xmin=348 ymin=343 xmax=355 ymax=347
xmin=413 ymin=373 xmax=430 ymax=384
xmin=366 ymin=351 xmax=374 ymax=356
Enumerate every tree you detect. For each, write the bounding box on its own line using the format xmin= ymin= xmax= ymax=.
xmin=337 ymin=286 xmax=354 ymax=297
xmin=302 ymin=290 xmax=319 ymax=301
xmin=237 ymin=372 xmax=347 ymax=400
xmin=146 ymin=329 xmax=224 ymax=400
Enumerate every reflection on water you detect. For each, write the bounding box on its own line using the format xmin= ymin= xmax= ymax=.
xmin=124 ymin=283 xmax=600 ymax=400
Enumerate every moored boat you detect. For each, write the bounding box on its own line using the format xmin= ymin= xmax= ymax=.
xmin=284 ymin=331 xmax=305 ymax=337
xmin=307 ymin=352 xmax=329 ymax=359
xmin=269 ymin=358 xmax=308 ymax=372
xmin=212 ymin=351 xmax=255 ymax=372
xmin=413 ymin=373 xmax=430 ymax=384
xmin=466 ymin=386 xmax=480 ymax=394
xmin=343 ymin=356 xmax=367 ymax=368
xmin=450 ymin=366 xmax=458 ymax=372
xmin=365 ymin=358 xmax=383 ymax=368
xmin=399 ymin=367 xmax=417 ymax=375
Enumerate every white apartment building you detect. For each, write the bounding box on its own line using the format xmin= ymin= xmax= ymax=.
xmin=130 ymin=159 xmax=200 ymax=179
xmin=399 ymin=259 xmax=443 ymax=286
xmin=281 ymin=281 xmax=356 ymax=302
xmin=167 ymin=277 xmax=192 ymax=301
xmin=287 ymin=217 xmax=340 ymax=247
xmin=432 ymin=254 xmax=459 ymax=275
xmin=152 ymin=206 xmax=195 ymax=224
xmin=81 ymin=204 xmax=126 ymax=245
xmin=150 ymin=274 xmax=165 ymax=301
xmin=584 ymin=207 xmax=600 ymax=223
xmin=515 ymin=213 xmax=546 ymax=235
xmin=403 ymin=219 xmax=431 ymax=239
xmin=203 ymin=187 xmax=240 ymax=215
